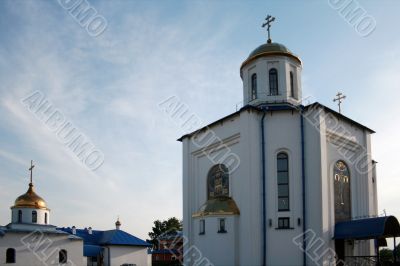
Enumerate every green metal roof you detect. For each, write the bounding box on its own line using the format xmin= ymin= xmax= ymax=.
xmin=248 ymin=42 xmax=292 ymax=58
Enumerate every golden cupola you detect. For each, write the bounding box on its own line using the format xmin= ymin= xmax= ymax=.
xmin=13 ymin=182 xmax=48 ymax=210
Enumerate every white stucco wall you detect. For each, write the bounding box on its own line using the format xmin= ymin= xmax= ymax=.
xmin=183 ymin=104 xmax=377 ymax=266
xmin=11 ymin=208 xmax=50 ymax=225
xmin=103 ymin=245 xmax=150 ymax=266
xmin=0 ymin=231 xmax=84 ymax=266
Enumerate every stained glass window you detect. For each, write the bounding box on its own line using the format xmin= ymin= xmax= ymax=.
xmin=208 ymin=164 xmax=229 ymax=199
xmin=334 ymin=160 xmax=351 ymax=222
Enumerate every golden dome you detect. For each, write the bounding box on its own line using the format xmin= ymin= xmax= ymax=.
xmin=13 ymin=183 xmax=48 ymax=210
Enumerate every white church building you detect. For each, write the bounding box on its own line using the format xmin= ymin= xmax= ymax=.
xmin=179 ymin=23 xmax=400 ymax=265
xmin=0 ymin=163 xmax=151 ymax=266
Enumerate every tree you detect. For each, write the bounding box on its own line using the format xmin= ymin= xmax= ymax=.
xmin=148 ymin=217 xmax=182 ymax=249
xmin=379 ymin=248 xmax=393 ymax=265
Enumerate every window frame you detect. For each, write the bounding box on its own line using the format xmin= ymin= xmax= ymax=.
xmin=44 ymin=213 xmax=48 ymax=224
xmin=290 ymin=71 xmax=295 ymax=98
xmin=269 ymin=68 xmax=279 ymax=96
xmin=277 ymin=217 xmax=291 ymax=229
xmin=218 ymin=218 xmax=227 ymax=233
xmin=251 ymin=73 xmax=257 ymax=100
xmin=32 ymin=211 xmax=37 ymax=223
xmin=17 ymin=210 xmax=22 ymax=223
xmin=277 ymin=152 xmax=290 ymax=211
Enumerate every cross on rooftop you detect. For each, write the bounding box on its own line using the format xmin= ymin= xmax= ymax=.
xmin=262 ymin=15 xmax=275 ymax=43
xmin=29 ymin=160 xmax=35 ymax=184
xmin=333 ymin=92 xmax=346 ymax=114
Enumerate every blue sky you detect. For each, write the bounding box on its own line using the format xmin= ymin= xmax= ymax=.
xmin=0 ymin=0 xmax=399 ymax=240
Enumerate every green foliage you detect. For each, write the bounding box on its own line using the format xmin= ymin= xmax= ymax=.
xmin=148 ymin=217 xmax=182 ymax=249
xmin=380 ymin=248 xmax=393 ymax=265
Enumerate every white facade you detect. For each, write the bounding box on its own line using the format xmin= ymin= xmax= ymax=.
xmin=181 ymin=41 xmax=378 ymax=265
xmin=1 ymin=179 xmax=151 ymax=266
xmin=103 ymin=246 xmax=152 ymax=266
xmin=0 ymin=226 xmax=84 ymax=266
xmin=11 ymin=207 xmax=50 ymax=225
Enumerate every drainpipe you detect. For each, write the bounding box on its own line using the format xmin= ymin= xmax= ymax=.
xmin=261 ymin=110 xmax=267 ymax=266
xmin=300 ymin=108 xmax=307 ymax=266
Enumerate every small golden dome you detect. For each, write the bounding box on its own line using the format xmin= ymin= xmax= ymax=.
xmin=13 ymin=183 xmax=48 ymax=210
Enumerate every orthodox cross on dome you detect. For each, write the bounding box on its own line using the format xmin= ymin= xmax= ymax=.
xmin=28 ymin=160 xmax=35 ymax=184
xmin=262 ymin=15 xmax=275 ymax=44
xmin=333 ymin=92 xmax=346 ymax=114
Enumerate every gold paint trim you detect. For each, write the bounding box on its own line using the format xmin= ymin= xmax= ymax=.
xmin=192 ymin=211 xmax=240 ymax=218
xmin=240 ymin=51 xmax=302 ymax=73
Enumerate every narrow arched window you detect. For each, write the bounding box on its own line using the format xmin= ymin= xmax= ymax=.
xmin=18 ymin=210 xmax=22 ymax=223
xmin=277 ymin=152 xmax=289 ymax=211
xmin=59 ymin=249 xmax=67 ymax=264
xmin=6 ymin=248 xmax=16 ymax=263
xmin=334 ymin=160 xmax=351 ymax=223
xmin=251 ymin=73 xmax=257 ymax=100
xmin=32 ymin=211 xmax=37 ymax=223
xmin=269 ymin=68 xmax=278 ymax=95
xmin=290 ymin=71 xmax=295 ymax=98
xmin=207 ymin=164 xmax=229 ymax=199
xmin=45 ymin=213 xmax=48 ymax=224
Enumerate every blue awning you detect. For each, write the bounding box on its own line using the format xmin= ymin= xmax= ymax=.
xmin=84 ymin=245 xmax=103 ymax=257
xmin=334 ymin=216 xmax=400 ymax=240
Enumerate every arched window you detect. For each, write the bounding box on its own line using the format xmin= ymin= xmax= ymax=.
xmin=18 ymin=210 xmax=22 ymax=223
xmin=32 ymin=211 xmax=37 ymax=223
xmin=290 ymin=71 xmax=295 ymax=98
xmin=251 ymin=73 xmax=257 ymax=100
xmin=207 ymin=164 xmax=229 ymax=199
xmin=334 ymin=160 xmax=351 ymax=223
xmin=269 ymin=68 xmax=278 ymax=95
xmin=59 ymin=249 xmax=67 ymax=264
xmin=6 ymin=248 xmax=16 ymax=263
xmin=45 ymin=213 xmax=48 ymax=224
xmin=277 ymin=152 xmax=289 ymax=211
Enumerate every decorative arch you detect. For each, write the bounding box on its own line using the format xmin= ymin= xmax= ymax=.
xmin=207 ymin=164 xmax=229 ymax=199
xmin=334 ymin=160 xmax=351 ymax=223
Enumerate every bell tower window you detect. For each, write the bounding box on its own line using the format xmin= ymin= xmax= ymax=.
xmin=32 ymin=211 xmax=37 ymax=223
xmin=269 ymin=68 xmax=278 ymax=95
xmin=251 ymin=73 xmax=257 ymax=100
xmin=290 ymin=71 xmax=295 ymax=98
xmin=18 ymin=210 xmax=22 ymax=223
